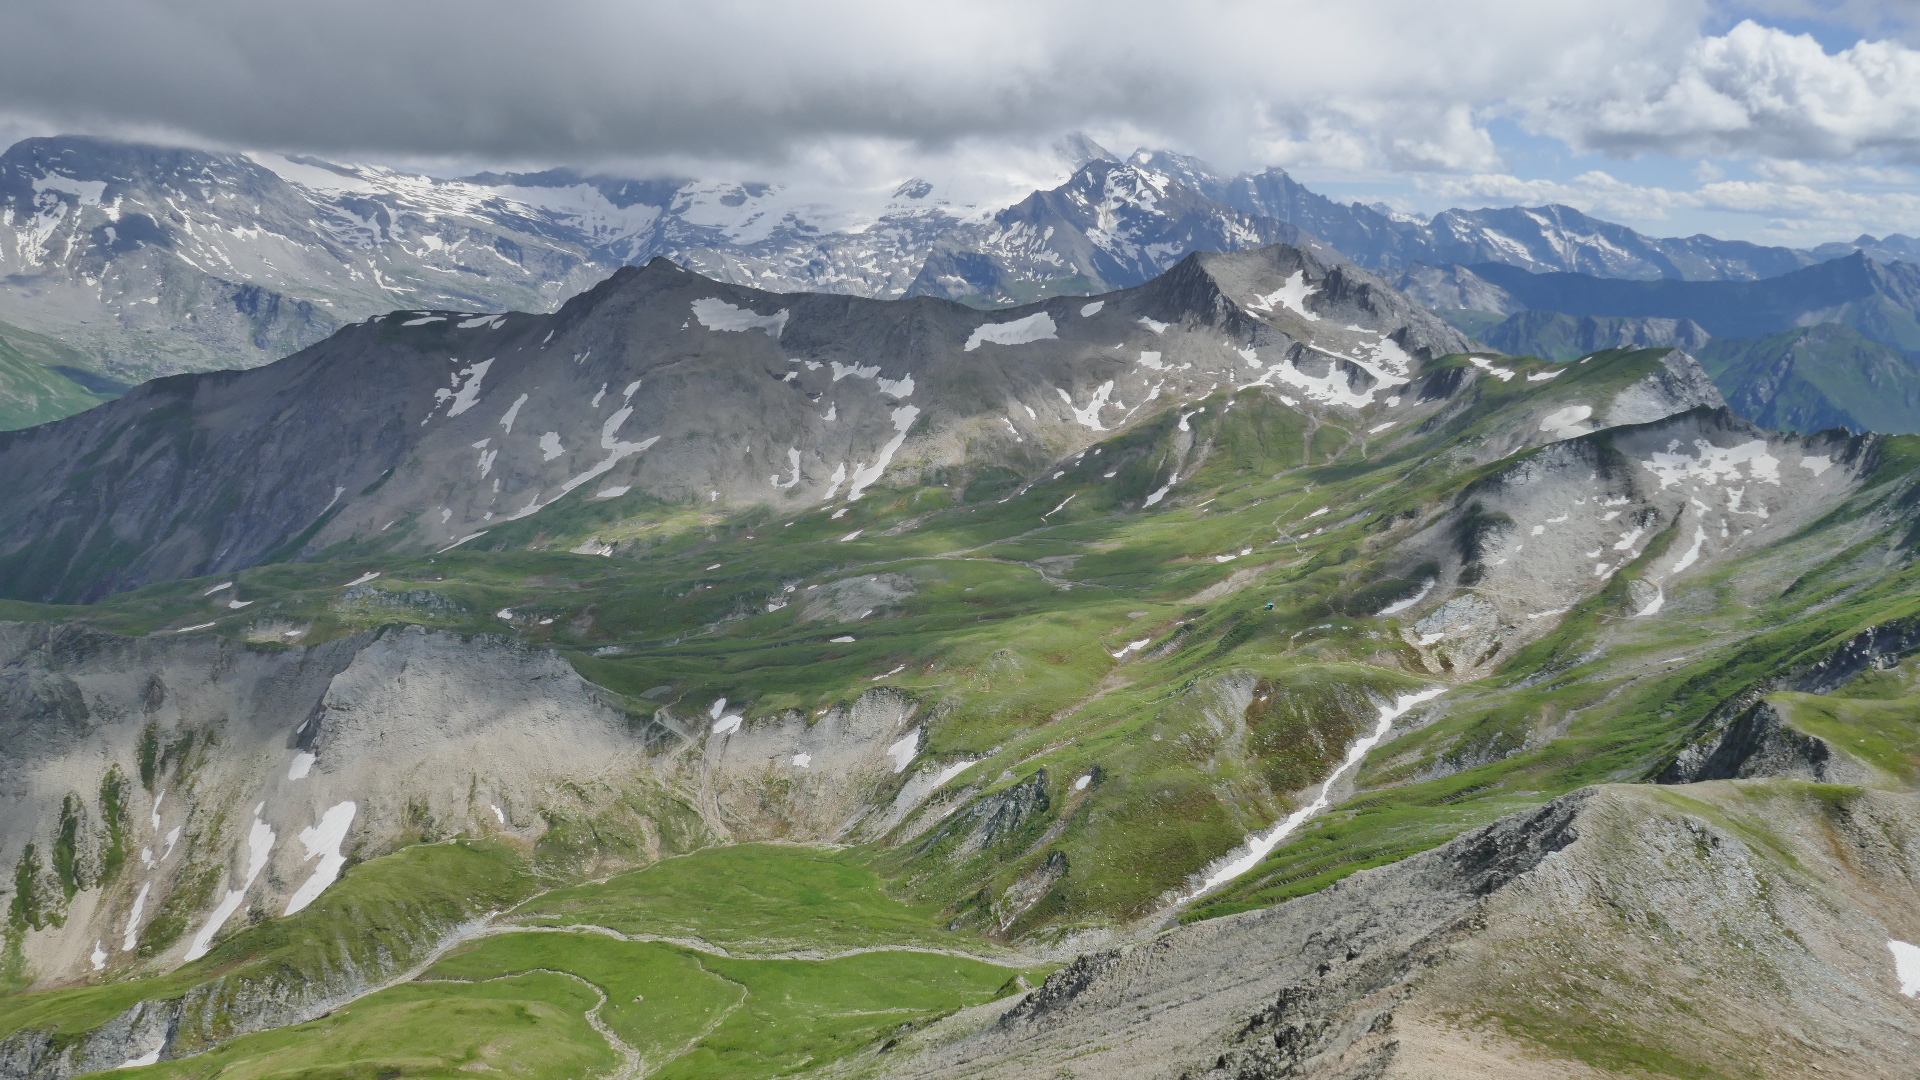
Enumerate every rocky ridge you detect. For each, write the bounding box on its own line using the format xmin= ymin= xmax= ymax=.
xmin=0 ymin=243 xmax=1473 ymax=603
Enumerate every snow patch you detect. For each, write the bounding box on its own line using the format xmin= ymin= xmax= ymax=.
xmin=430 ymin=358 xmax=494 ymax=420
xmin=184 ymin=808 xmax=276 ymax=961
xmin=499 ymin=392 xmax=528 ymax=434
xmin=929 ymin=759 xmax=979 ymax=788
xmin=772 ymin=447 xmax=802 ymax=490
xmin=691 ymin=297 xmax=788 ymax=338
xmin=1247 ymin=271 xmax=1320 ymax=321
xmin=1891 ymin=939 xmax=1920 ymax=996
xmin=888 ymin=730 xmax=920 ymax=773
xmin=1801 ymin=454 xmax=1833 ymax=476
xmin=1467 ymin=356 xmax=1515 ymax=382
xmin=711 ymin=714 xmax=743 ymax=735
xmin=1239 ymin=343 xmax=1409 ymax=408
xmin=1669 ymin=523 xmax=1709 ymax=575
xmin=1539 ymin=405 xmax=1594 ymax=439
xmin=1080 ymin=301 xmax=1104 ymax=317
xmin=121 ymin=882 xmax=150 ymax=952
xmin=1057 ymin=381 xmax=1116 ymax=430
xmin=287 ymin=752 xmax=315 ymax=780
xmin=1634 ymin=585 xmax=1666 ymax=618
xmin=965 ymin=312 xmax=1057 ymax=351
xmin=1376 ymin=578 xmax=1434 ymax=616
xmin=32 ymin=174 xmax=107 ymax=205
xmin=1189 ymin=687 xmax=1445 ymax=898
xmin=1642 ymin=439 xmax=1782 ymax=490
xmin=283 ymin=801 xmax=357 ymax=916
xmin=846 ymin=405 xmax=920 ymax=500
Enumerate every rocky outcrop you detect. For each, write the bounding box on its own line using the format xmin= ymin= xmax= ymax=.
xmin=1603 ymin=348 xmax=1726 ymax=427
xmin=1661 ymin=700 xmax=1878 ymax=786
xmin=1661 ymin=614 xmax=1920 ymax=784
xmin=0 ymin=623 xmax=665 ymax=988
xmin=1383 ymin=406 xmax=1866 ymax=673
xmin=887 ymin=781 xmax=1920 ymax=1080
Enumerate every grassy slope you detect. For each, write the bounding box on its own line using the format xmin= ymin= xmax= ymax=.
xmin=0 ymin=840 xmax=537 ymax=1045
xmin=1767 ymin=655 xmax=1920 ymax=785
xmin=82 ymin=843 xmax=1037 ymax=1080
xmin=6 ymin=349 xmax=1920 ymax=1077
xmin=0 ymin=334 xmax=110 ymax=431
xmin=512 ymin=843 xmax=979 ymax=954
xmin=1698 ymin=322 xmax=1920 ymax=434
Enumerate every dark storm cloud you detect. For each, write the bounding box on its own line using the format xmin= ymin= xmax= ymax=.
xmin=0 ymin=0 xmax=1722 ymax=171
xmin=0 ymin=1 xmax=1201 ymax=161
xmin=6 ymin=1 xmax=1920 ymax=172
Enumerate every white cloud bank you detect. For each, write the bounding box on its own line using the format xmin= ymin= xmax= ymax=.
xmin=2 ymin=4 xmax=1919 ymax=243
xmin=1538 ymin=20 xmax=1920 ymax=162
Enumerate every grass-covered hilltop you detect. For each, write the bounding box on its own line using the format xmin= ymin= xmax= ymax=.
xmin=0 ymin=245 xmax=1915 ymax=1079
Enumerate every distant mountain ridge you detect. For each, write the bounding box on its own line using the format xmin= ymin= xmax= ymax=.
xmin=2 ymin=134 xmax=1911 ymax=392
xmin=1697 ymin=323 xmax=1920 ymax=435
xmin=0 ymin=244 xmax=1474 ymax=603
xmin=1480 ymin=311 xmax=1713 ymax=363
xmin=1427 ymin=254 xmax=1920 ymax=356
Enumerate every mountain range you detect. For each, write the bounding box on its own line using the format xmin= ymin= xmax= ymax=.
xmin=5 ymin=133 xmax=1918 ymax=387
xmin=0 ymin=245 xmax=1917 ymax=1079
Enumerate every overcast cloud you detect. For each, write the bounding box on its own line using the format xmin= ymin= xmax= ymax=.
xmin=2 ymin=1 xmax=1919 ymax=241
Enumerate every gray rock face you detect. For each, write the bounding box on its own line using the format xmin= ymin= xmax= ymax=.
xmin=1385 ymin=404 xmax=1862 ymax=675
xmin=883 ymin=782 xmax=1920 ymax=1080
xmin=0 ymin=244 xmax=1470 ymax=602
xmin=0 ymin=620 xmax=955 ymax=995
xmin=0 ymin=624 xmax=646 ymax=983
xmin=1666 ymin=701 xmax=1881 ymax=786
xmin=1662 ymin=615 xmax=1920 ymax=785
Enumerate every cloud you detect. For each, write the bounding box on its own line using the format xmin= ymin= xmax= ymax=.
xmin=1415 ymin=172 xmax=1691 ymax=222
xmin=1534 ymin=20 xmax=1920 ymax=160
xmin=1413 ymin=165 xmax=1920 ymax=242
xmin=4 ymin=0 xmax=1917 ymax=248
xmin=0 ymin=0 xmax=1696 ymax=174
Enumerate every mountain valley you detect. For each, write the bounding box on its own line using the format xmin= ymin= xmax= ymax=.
xmin=0 ymin=240 xmax=1914 ymax=1078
